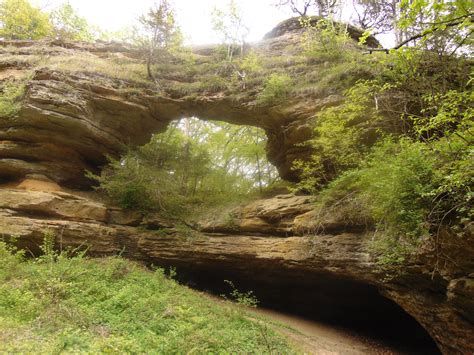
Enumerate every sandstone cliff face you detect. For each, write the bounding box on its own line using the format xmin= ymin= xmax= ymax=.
xmin=0 ymin=185 xmax=472 ymax=353
xmin=0 ymin=18 xmax=377 ymax=186
xmin=1 ymin=21 xmax=473 ymax=354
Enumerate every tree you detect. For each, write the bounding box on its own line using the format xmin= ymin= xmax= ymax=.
xmin=211 ymin=0 xmax=249 ymax=62
xmin=49 ymin=2 xmax=93 ymax=41
xmin=0 ymin=0 xmax=52 ymax=40
xmin=137 ymin=0 xmax=180 ymax=81
xmin=396 ymin=0 xmax=473 ymax=52
xmin=365 ymin=0 xmax=473 ymax=52
xmin=93 ymin=118 xmax=280 ymax=215
xmin=351 ymin=0 xmax=400 ymax=36
xmin=275 ymin=0 xmax=313 ymax=16
xmin=275 ymin=0 xmax=341 ymax=18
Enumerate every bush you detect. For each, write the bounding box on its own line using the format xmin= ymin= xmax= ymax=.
xmin=316 ymin=134 xmax=472 ymax=271
xmin=239 ymin=50 xmax=262 ymax=74
xmin=256 ymin=73 xmax=292 ymax=104
xmin=0 ymin=79 xmax=27 ymax=118
xmin=301 ymin=18 xmax=351 ymax=62
xmin=90 ymin=152 xmax=187 ymax=215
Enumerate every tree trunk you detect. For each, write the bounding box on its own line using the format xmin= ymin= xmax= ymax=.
xmin=147 ymin=47 xmax=156 ymax=81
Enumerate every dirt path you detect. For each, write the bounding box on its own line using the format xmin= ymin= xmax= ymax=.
xmin=249 ymin=307 xmax=400 ymax=354
xmin=201 ymin=292 xmax=403 ymax=354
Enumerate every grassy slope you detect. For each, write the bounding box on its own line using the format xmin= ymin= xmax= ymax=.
xmin=0 ymin=242 xmax=291 ymax=353
xmin=0 ymin=37 xmax=380 ymax=105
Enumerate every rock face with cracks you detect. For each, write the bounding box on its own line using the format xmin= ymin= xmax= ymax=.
xmin=0 ymin=185 xmax=472 ymax=353
xmin=0 ymin=17 xmax=379 ymax=186
xmin=0 ymin=19 xmax=473 ymax=354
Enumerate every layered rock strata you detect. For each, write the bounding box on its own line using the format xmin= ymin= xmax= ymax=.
xmin=0 ymin=186 xmax=472 ymax=353
xmin=0 ymin=18 xmax=472 ymax=354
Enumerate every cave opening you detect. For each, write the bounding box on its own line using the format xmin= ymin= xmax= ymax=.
xmin=157 ymin=261 xmax=441 ymax=354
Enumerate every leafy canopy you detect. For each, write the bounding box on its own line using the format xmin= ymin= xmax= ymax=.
xmin=92 ymin=119 xmax=279 ymax=216
xmin=0 ymin=0 xmax=52 ymax=39
xmin=49 ymin=2 xmax=93 ymax=41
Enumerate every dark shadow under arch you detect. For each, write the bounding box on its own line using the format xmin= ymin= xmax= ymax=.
xmin=162 ymin=262 xmax=441 ymax=354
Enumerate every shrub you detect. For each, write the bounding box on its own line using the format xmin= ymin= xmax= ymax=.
xmin=256 ymin=73 xmax=292 ymax=104
xmin=316 ymin=134 xmax=472 ymax=271
xmin=222 ymin=280 xmax=259 ymax=308
xmin=0 ymin=79 xmax=27 ymax=118
xmin=301 ymin=18 xmax=351 ymax=62
xmin=239 ymin=50 xmax=262 ymax=74
xmin=90 ymin=154 xmax=183 ymax=215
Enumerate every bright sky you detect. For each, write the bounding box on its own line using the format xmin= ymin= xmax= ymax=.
xmin=35 ymin=0 xmax=393 ymax=46
xmin=36 ymin=0 xmax=295 ymax=44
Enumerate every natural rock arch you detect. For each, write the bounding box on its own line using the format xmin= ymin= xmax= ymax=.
xmin=1 ymin=17 xmax=376 ymax=188
xmin=1 ymin=19 xmax=473 ymax=354
xmin=0 ymin=68 xmax=312 ymax=187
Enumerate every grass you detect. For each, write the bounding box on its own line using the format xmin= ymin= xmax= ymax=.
xmin=1 ymin=44 xmax=148 ymax=84
xmin=0 ymin=238 xmax=291 ymax=353
xmin=44 ymin=52 xmax=148 ymax=83
xmin=1 ymin=36 xmax=378 ymax=110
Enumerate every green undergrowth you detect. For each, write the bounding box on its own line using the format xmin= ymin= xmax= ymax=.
xmin=297 ymin=48 xmax=473 ymax=275
xmin=0 ymin=77 xmax=29 ymax=117
xmin=0 ymin=238 xmax=291 ymax=353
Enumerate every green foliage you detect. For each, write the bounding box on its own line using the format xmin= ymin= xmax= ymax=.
xmin=136 ymin=0 xmax=182 ymax=81
xmin=211 ymin=0 xmax=249 ymax=62
xmin=301 ymin=18 xmax=351 ymax=61
xmin=223 ymin=280 xmax=259 ymax=308
xmin=239 ymin=50 xmax=262 ymax=73
xmin=358 ymin=29 xmax=372 ymax=45
xmin=295 ymin=80 xmax=383 ymax=191
xmin=397 ymin=0 xmax=473 ymax=52
xmin=0 ymin=79 xmax=27 ymax=118
xmin=90 ymin=129 xmax=204 ymax=215
xmin=0 ymin=0 xmax=52 ymax=39
xmin=354 ymin=138 xmax=437 ymax=239
xmin=320 ymin=133 xmax=472 ymax=272
xmin=49 ymin=2 xmax=93 ymax=41
xmin=223 ymin=212 xmax=240 ymax=232
xmin=92 ymin=119 xmax=279 ymax=217
xmin=412 ymin=89 xmax=473 ymax=140
xmin=296 ymin=4 xmax=473 ymax=272
xmin=0 ymin=237 xmax=290 ymax=353
xmin=257 ymin=73 xmax=292 ymax=104
xmin=0 ymin=236 xmax=25 ymax=281
xmin=307 ymin=127 xmax=472 ymax=272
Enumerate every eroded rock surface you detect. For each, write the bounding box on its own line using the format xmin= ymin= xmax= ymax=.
xmin=0 ymin=17 xmax=378 ymax=186
xmin=0 ymin=185 xmax=472 ymax=353
xmin=0 ymin=20 xmax=472 ymax=354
